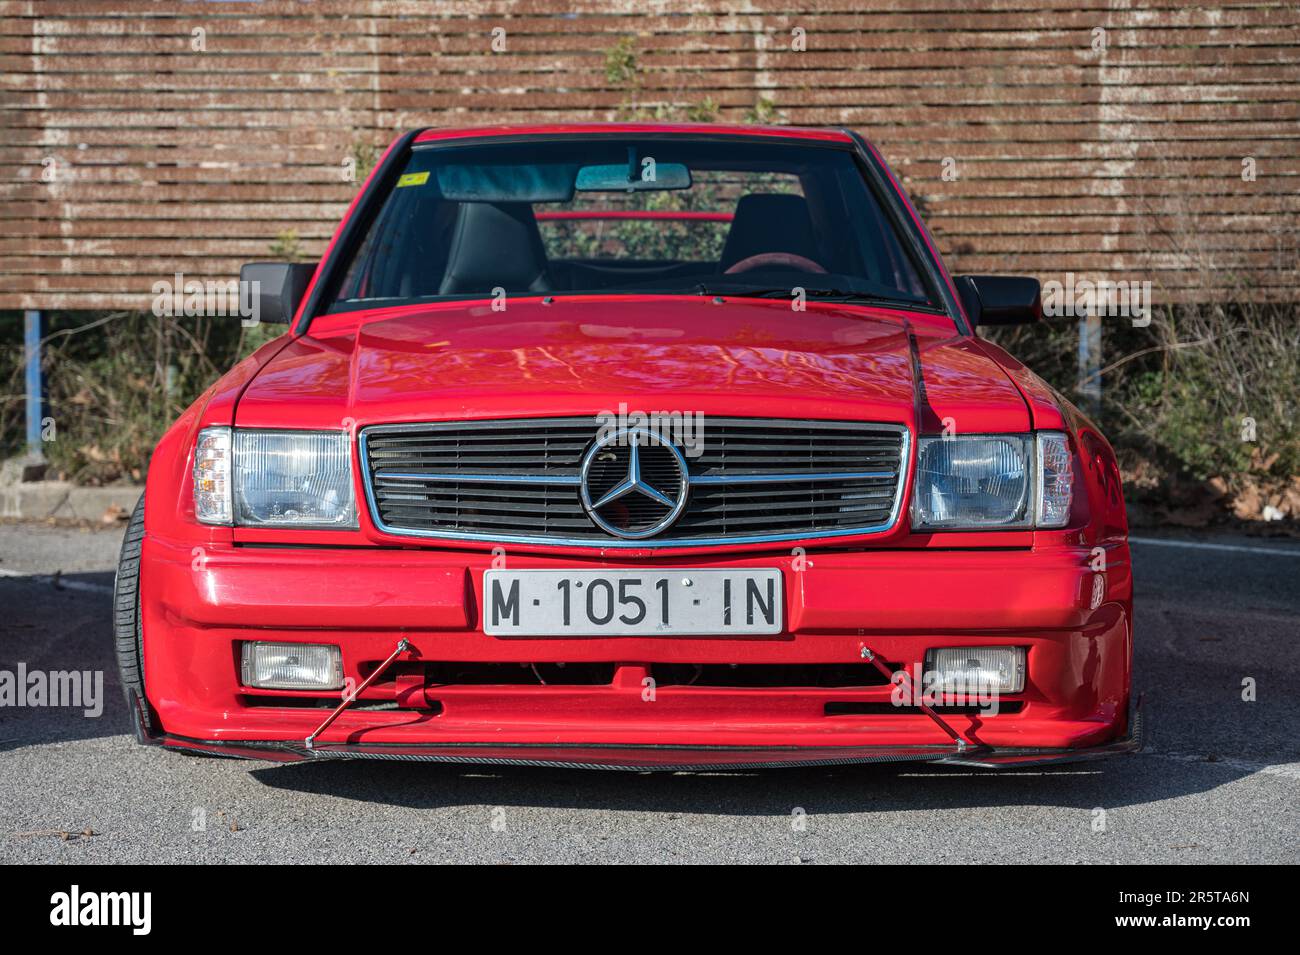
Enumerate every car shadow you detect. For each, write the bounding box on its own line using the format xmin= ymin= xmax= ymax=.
xmin=245 ymin=727 xmax=1240 ymax=817
xmin=245 ymin=681 xmax=1269 ymax=817
xmin=0 ymin=571 xmax=127 ymax=753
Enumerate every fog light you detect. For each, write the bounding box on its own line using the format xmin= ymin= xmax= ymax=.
xmin=924 ymin=646 xmax=1025 ymax=695
xmin=240 ymin=642 xmax=343 ymax=690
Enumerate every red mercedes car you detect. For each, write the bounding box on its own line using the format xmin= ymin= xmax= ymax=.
xmin=115 ymin=123 xmax=1137 ymax=769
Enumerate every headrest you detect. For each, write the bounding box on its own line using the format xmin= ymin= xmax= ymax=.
xmin=439 ymin=202 xmax=550 ymax=294
xmin=720 ymin=193 xmax=820 ymax=271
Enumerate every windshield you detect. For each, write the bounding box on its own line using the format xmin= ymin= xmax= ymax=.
xmin=327 ymin=137 xmax=935 ymax=313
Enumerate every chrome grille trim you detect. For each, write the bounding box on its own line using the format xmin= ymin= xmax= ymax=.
xmin=374 ymin=471 xmax=582 ymax=485
xmin=690 ymin=471 xmax=895 ymax=485
xmin=360 ymin=418 xmax=910 ymax=548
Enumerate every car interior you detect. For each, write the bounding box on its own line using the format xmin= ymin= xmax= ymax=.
xmin=329 ymin=140 xmax=932 ymax=311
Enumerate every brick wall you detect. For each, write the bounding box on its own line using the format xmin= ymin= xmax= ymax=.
xmin=2 ymin=0 xmax=1296 ymax=311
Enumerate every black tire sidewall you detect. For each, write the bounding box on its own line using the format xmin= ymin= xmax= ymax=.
xmin=112 ymin=494 xmax=153 ymax=739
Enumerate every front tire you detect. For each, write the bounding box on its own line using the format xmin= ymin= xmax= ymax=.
xmin=113 ymin=495 xmax=154 ymax=741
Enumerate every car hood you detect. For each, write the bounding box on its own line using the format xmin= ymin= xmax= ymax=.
xmin=234 ymin=297 xmax=1031 ymax=432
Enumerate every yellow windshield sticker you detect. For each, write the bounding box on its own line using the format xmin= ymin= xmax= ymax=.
xmin=396 ymin=171 xmax=429 ymax=188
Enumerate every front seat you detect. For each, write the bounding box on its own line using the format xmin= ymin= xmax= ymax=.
xmin=719 ymin=193 xmax=821 ymax=272
xmin=439 ymin=201 xmax=551 ymax=295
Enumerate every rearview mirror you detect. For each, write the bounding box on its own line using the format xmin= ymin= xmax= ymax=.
xmin=575 ymin=162 xmax=691 ymax=192
xmin=239 ymin=262 xmax=315 ymax=325
xmin=956 ymin=275 xmax=1043 ymax=327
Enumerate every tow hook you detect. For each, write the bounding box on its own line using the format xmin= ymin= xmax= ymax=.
xmin=859 ymin=644 xmax=975 ymax=754
xmin=305 ymin=637 xmax=411 ymax=751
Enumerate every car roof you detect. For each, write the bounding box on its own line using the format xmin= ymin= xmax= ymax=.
xmin=412 ymin=122 xmax=857 ymax=145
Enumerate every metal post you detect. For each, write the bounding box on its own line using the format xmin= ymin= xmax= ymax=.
xmin=24 ymin=309 xmax=45 ymax=460
xmin=1077 ymin=312 xmax=1101 ymax=417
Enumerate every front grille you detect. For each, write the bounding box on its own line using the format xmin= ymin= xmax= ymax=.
xmin=362 ymin=417 xmax=908 ymax=546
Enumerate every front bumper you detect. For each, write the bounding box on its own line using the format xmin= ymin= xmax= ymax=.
xmin=144 ymin=704 xmax=1143 ymax=770
xmin=138 ymin=532 xmax=1134 ymax=768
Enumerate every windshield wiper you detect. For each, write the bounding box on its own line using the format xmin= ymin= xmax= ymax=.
xmin=697 ymin=285 xmax=930 ymax=310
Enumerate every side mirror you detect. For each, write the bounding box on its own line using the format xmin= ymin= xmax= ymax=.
xmin=239 ymin=262 xmax=316 ymax=325
xmin=956 ymin=275 xmax=1042 ymax=327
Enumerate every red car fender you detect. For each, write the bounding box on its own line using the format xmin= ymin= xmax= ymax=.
xmin=143 ymin=334 xmax=296 ymax=545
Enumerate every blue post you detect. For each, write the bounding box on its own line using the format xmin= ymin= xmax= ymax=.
xmin=24 ymin=309 xmax=44 ymax=459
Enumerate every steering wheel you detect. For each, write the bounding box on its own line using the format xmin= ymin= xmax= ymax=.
xmin=724 ymin=252 xmax=828 ymax=275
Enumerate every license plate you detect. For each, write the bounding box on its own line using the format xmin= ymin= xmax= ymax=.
xmin=482 ymin=569 xmax=783 ymax=636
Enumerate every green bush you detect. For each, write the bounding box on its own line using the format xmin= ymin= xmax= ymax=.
xmin=1 ymin=311 xmax=277 ymax=484
xmin=985 ymin=303 xmax=1299 ymax=501
xmin=5 ymin=304 xmax=1295 ymax=511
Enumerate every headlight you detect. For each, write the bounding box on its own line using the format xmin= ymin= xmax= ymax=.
xmin=912 ymin=434 xmax=1032 ymax=528
xmin=193 ymin=427 xmax=357 ymax=528
xmin=234 ymin=430 xmax=357 ymax=527
xmin=911 ymin=432 xmax=1073 ymax=530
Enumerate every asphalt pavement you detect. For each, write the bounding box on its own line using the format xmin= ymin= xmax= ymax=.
xmin=1 ymin=519 xmax=1296 ymax=864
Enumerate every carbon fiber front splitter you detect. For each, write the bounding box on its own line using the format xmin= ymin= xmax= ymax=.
xmin=147 ymin=704 xmax=1143 ymax=771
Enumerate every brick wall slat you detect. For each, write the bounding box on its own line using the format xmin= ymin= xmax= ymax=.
xmin=1 ymin=1 xmax=1295 ymax=310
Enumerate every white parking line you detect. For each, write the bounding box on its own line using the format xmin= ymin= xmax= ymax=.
xmin=0 ymin=568 xmax=114 ymax=595
xmin=1129 ymin=537 xmax=1300 ymax=558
